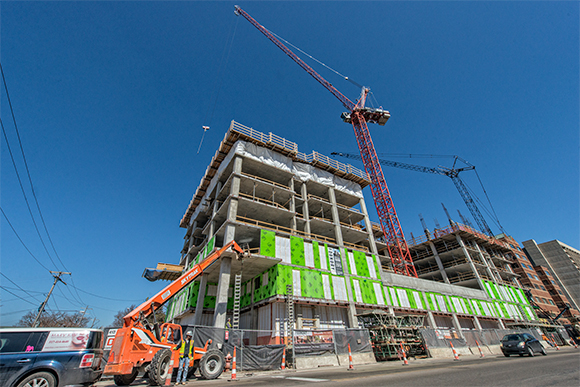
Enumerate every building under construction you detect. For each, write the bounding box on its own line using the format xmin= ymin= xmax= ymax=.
xmin=159 ymin=121 xmax=540 ymax=346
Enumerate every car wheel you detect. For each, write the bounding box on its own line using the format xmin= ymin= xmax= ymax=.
xmin=527 ymin=346 xmax=534 ymax=357
xmin=541 ymin=347 xmax=547 ymax=356
xmin=114 ymin=368 xmax=139 ymax=385
xmin=199 ymin=349 xmax=225 ymax=380
xmin=17 ymin=372 xmax=56 ymax=387
xmin=148 ymin=348 xmax=172 ymax=385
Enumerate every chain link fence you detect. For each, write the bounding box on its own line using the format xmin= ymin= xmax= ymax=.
xmin=419 ymin=327 xmax=559 ymax=351
xmin=292 ymin=328 xmax=372 ymax=358
xmin=184 ymin=325 xmax=285 ymax=371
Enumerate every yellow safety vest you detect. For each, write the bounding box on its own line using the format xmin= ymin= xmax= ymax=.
xmin=178 ymin=339 xmax=194 ymax=358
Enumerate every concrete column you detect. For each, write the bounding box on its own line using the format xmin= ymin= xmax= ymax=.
xmin=456 ymin=235 xmax=485 ymax=290
xmin=428 ymin=242 xmax=450 ymax=284
xmin=359 ymin=198 xmax=378 ymax=255
xmin=214 ymin=157 xmax=241 ymax=328
xmin=474 ymin=244 xmax=500 ymax=282
xmin=328 ymin=187 xmax=358 ymax=328
xmin=427 ymin=311 xmax=438 ymax=328
xmin=497 ymin=318 xmax=506 ymax=329
xmin=301 ymin=183 xmax=311 ymax=235
xmin=289 ymin=179 xmax=296 ymax=230
xmin=472 ymin=315 xmax=483 ymax=331
xmin=250 ymin=278 xmax=258 ymax=330
xmin=213 ymin=256 xmax=232 ymax=328
xmin=387 ymin=306 xmax=396 ymax=317
xmin=183 ymin=221 xmax=197 ymax=267
xmin=359 ymin=197 xmax=383 ymax=281
xmin=192 ymin=274 xmax=208 ymax=325
xmin=208 ymin=182 xmax=223 ymax=238
xmin=451 ymin=313 xmax=465 ymax=340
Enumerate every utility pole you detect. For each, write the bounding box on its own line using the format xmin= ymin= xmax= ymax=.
xmin=77 ymin=305 xmax=91 ymax=326
xmin=33 ymin=271 xmax=70 ymax=327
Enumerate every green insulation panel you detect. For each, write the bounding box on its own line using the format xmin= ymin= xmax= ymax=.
xmin=353 ymin=250 xmax=370 ymax=277
xmin=187 ymin=281 xmax=201 ymax=308
xmin=291 ymin=236 xmax=305 ymax=266
xmin=301 ymin=270 xmax=324 ymax=299
xmin=260 ymin=229 xmax=276 ymax=257
xmin=312 ymin=241 xmax=321 ymax=269
xmin=276 ymin=265 xmax=293 ymax=295
xmin=254 ymin=265 xmax=279 ymax=302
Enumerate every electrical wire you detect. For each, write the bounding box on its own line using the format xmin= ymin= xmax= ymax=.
xmin=0 ymin=207 xmax=51 ymax=272
xmin=0 ymin=119 xmax=59 ymax=270
xmin=1 ymin=62 xmax=86 ymax=307
xmin=69 ymin=285 xmax=144 ymax=302
xmin=0 ymin=272 xmax=43 ymax=303
xmin=0 ymin=286 xmax=38 ymax=306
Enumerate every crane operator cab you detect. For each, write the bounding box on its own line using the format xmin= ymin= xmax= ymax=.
xmin=341 ymin=107 xmax=390 ymax=126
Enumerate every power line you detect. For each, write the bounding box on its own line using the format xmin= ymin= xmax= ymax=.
xmin=69 ymin=285 xmax=144 ymax=302
xmin=0 ymin=206 xmax=51 ymax=272
xmin=0 ymin=272 xmax=43 ymax=303
xmin=1 ymin=62 xmax=86 ymax=307
xmin=0 ymin=119 xmax=59 ymax=270
xmin=0 ymin=286 xmax=38 ymax=306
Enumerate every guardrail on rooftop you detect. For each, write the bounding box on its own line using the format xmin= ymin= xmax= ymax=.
xmin=230 ymin=121 xmax=369 ymax=182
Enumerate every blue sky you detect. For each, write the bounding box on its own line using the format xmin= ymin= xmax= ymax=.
xmin=1 ymin=2 xmax=578 ymax=327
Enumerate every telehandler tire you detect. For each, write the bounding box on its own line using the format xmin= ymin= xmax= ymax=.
xmin=148 ymin=348 xmax=172 ymax=385
xmin=199 ymin=349 xmax=225 ymax=379
xmin=113 ymin=368 xmax=138 ymax=386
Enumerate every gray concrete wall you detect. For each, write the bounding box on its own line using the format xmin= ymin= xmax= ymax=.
xmin=381 ymin=271 xmax=489 ymax=300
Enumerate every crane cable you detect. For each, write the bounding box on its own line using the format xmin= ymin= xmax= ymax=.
xmin=266 ymin=28 xmax=365 ymax=90
xmin=197 ymin=17 xmax=240 ymax=154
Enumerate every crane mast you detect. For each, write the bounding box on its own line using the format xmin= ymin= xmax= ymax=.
xmin=235 ymin=6 xmax=417 ymax=277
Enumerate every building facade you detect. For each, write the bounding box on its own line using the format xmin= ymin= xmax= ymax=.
xmin=164 ymin=121 xmax=538 ymax=344
xmin=522 ymin=240 xmax=580 ymax=313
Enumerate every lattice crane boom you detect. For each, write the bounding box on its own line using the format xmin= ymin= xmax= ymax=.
xmin=332 ymin=152 xmax=495 ymax=237
xmin=235 ymin=6 xmax=417 ymax=277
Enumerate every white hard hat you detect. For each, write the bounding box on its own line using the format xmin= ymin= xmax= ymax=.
xmin=186 ymin=331 xmax=193 ymax=336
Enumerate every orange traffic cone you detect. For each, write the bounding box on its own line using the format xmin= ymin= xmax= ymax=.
xmin=450 ymin=341 xmax=460 ymax=361
xmin=476 ymin=340 xmax=485 ymax=358
xmin=399 ymin=342 xmax=409 ymax=366
xmin=552 ymin=338 xmax=560 ymax=351
xmin=165 ymin=358 xmax=174 ymax=386
xmin=571 ymin=340 xmax=578 ymax=349
xmin=347 ymin=343 xmax=354 ymax=370
xmin=281 ymin=347 xmax=286 ymax=370
xmin=229 ymin=347 xmax=237 ymax=381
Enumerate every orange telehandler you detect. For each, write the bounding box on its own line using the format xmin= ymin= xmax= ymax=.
xmin=104 ymin=241 xmax=244 ymax=385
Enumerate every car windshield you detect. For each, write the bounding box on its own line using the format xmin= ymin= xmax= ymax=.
xmin=502 ymin=334 xmax=522 ymax=341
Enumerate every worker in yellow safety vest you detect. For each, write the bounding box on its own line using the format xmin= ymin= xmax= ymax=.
xmin=174 ymin=331 xmax=194 ymax=384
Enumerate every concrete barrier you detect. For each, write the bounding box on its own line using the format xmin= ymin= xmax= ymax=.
xmin=295 ymin=352 xmax=376 ymax=369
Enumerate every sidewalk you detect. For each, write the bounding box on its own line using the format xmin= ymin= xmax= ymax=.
xmin=95 ymin=346 xmax=577 ymax=386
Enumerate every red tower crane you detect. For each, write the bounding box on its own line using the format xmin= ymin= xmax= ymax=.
xmin=234 ymin=6 xmax=417 ymax=277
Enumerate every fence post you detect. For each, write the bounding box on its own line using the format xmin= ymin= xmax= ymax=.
xmin=332 ymin=330 xmax=340 ymax=365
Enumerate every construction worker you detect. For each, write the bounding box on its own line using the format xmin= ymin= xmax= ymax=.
xmin=225 ymin=318 xmax=232 ymax=341
xmin=175 ymin=331 xmax=194 ymax=384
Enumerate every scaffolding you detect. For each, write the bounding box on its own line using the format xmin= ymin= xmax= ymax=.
xmin=357 ymin=311 xmax=427 ymax=361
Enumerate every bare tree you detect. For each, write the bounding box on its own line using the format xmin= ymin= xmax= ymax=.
xmin=17 ymin=310 xmax=90 ymax=327
xmin=111 ymin=304 xmax=167 ymax=327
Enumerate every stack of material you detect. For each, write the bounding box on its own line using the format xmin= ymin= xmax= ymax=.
xmin=357 ymin=310 xmax=427 ymax=361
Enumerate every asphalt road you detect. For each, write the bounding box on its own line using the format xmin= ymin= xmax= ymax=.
xmin=96 ymin=347 xmax=580 ymax=387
